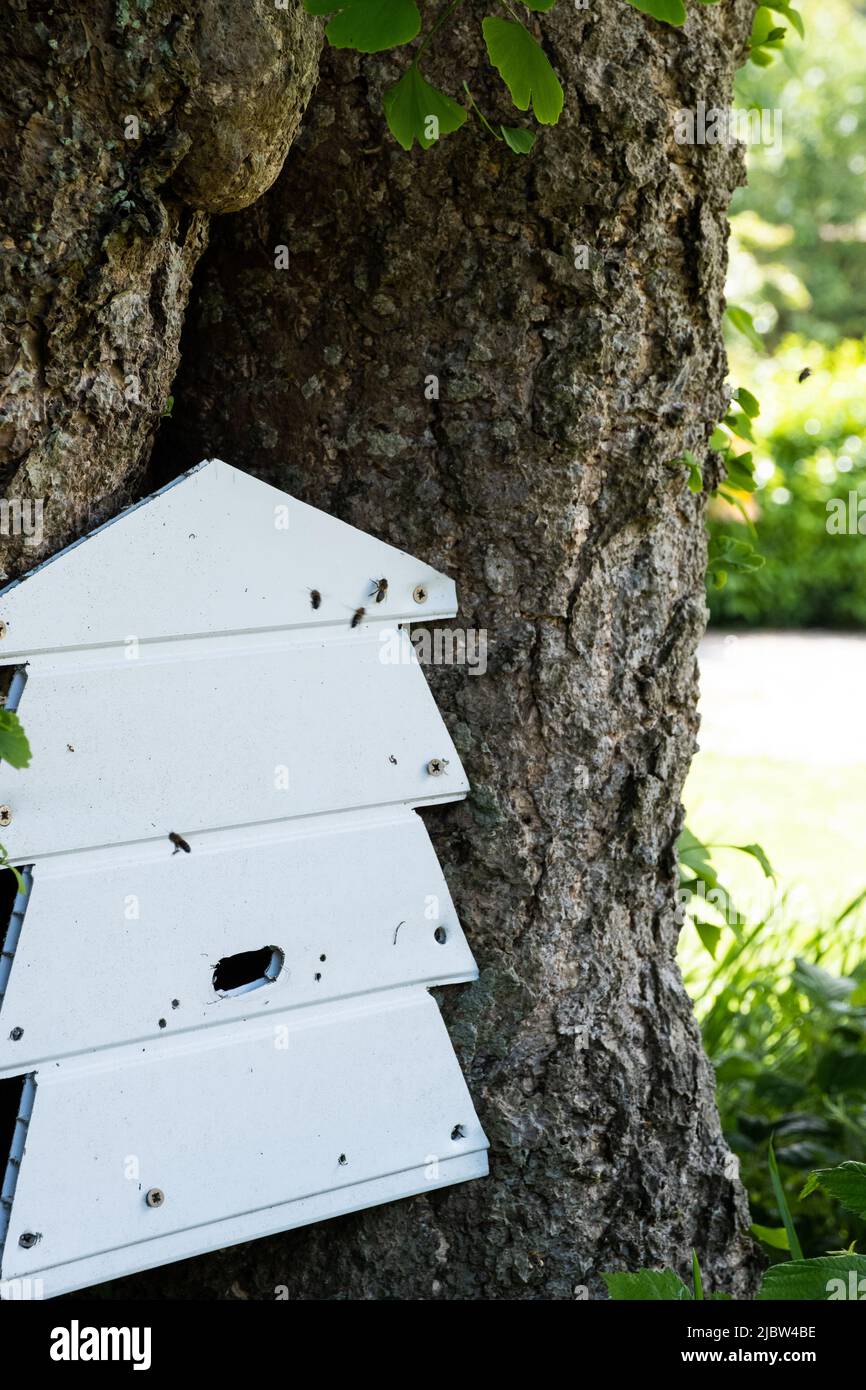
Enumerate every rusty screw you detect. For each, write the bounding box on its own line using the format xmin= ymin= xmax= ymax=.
xmin=413 ymin=584 xmax=428 ymax=604
xmin=9 ymin=1026 xmax=23 ymax=1041
xmin=145 ymin=1188 xmax=165 ymax=1209
xmin=426 ymin=758 xmax=449 ymax=777
xmin=0 ymin=806 xmax=11 ymax=828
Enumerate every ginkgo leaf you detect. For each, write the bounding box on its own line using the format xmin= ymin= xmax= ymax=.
xmin=626 ymin=0 xmax=687 ymax=25
xmin=383 ymin=67 xmax=467 ymax=151
xmin=482 ymin=17 xmax=564 ymax=126
xmin=501 ymin=126 xmax=536 ymax=154
xmin=522 ymin=0 xmax=559 ymax=9
xmin=303 ymin=0 xmax=421 ymax=53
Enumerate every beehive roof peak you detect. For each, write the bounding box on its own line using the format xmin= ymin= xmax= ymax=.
xmin=0 ymin=459 xmax=456 ymax=657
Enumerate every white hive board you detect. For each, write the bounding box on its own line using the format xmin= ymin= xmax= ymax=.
xmin=1 ymin=626 xmax=468 ymax=863
xmin=2 ymin=991 xmax=487 ymax=1298
xmin=0 ymin=809 xmax=475 ymax=1076
xmin=0 ymin=460 xmax=488 ymax=1295
xmin=0 ymin=458 xmax=458 ymax=656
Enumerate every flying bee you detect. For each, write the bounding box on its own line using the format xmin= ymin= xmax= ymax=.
xmin=798 ymin=367 xmax=813 ymax=383
xmin=369 ymin=577 xmax=388 ymax=604
xmin=169 ymin=831 xmax=191 ymax=855
xmin=309 ymin=589 xmax=322 ymax=610
xmin=351 ymin=607 xmax=365 ymax=629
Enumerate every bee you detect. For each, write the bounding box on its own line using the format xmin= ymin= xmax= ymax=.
xmin=369 ymin=577 xmax=388 ymax=604
xmin=351 ymin=607 xmax=365 ymax=629
xmin=388 ymin=754 xmax=397 ymax=765
xmin=309 ymin=589 xmax=322 ymax=610
xmin=798 ymin=368 xmax=813 ymax=383
xmin=169 ymin=831 xmax=191 ymax=855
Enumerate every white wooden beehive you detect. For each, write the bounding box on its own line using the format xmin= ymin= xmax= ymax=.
xmin=0 ymin=459 xmax=488 ymax=1297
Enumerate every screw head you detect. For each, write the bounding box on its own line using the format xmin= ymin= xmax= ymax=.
xmin=0 ymin=621 xmax=7 ymax=640
xmin=9 ymin=1026 xmax=23 ymax=1041
xmin=145 ymin=1188 xmax=165 ymax=1209
xmin=426 ymin=758 xmax=449 ymax=777
xmin=0 ymin=806 xmax=11 ymax=828
xmin=18 ymin=1231 xmax=40 ymax=1249
xmin=413 ymin=584 xmax=429 ymax=604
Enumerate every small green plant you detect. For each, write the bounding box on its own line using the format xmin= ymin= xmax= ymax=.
xmin=604 ymin=1158 xmax=866 ymax=1299
xmin=677 ymin=826 xmax=774 ymax=958
xmin=0 ymin=706 xmax=29 ymax=894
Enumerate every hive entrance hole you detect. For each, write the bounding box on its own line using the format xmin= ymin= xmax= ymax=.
xmin=212 ymin=946 xmax=284 ymax=997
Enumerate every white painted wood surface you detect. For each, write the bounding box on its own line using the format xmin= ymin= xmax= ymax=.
xmin=0 ymin=460 xmax=488 ymax=1296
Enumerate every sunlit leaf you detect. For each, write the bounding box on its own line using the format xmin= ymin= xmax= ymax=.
xmin=482 ymin=17 xmax=564 ymax=125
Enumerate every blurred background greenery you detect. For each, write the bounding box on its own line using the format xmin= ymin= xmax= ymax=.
xmin=679 ymin=0 xmax=866 ymax=1266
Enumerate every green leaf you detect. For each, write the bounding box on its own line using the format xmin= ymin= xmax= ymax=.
xmin=724 ymin=410 xmax=754 ymax=443
xmin=751 ymin=1223 xmax=790 ymax=1251
xmin=731 ymin=843 xmax=774 ymax=878
xmin=383 ymin=68 xmax=467 ymax=151
xmin=708 ymin=426 xmax=729 ymax=452
xmin=482 ymin=17 xmax=564 ymax=126
xmin=603 ymin=1268 xmax=692 ymax=1300
xmin=800 ymin=1163 xmax=866 ymax=1219
xmin=726 ymin=306 xmax=765 ymax=353
xmin=626 ymin=0 xmax=686 ymax=25
xmin=694 ymin=919 xmax=723 ymax=958
xmin=764 ymin=0 xmax=804 ymax=38
xmin=303 ymin=0 xmax=421 ymax=52
xmin=501 ymin=126 xmax=536 ymax=155
xmin=677 ymin=828 xmax=717 ymax=888
xmin=0 ymin=710 xmax=31 ymax=769
xmin=758 ymin=1255 xmax=866 ymax=1301
xmin=732 ymin=386 xmax=760 ymax=418
xmin=522 ymin=0 xmax=558 ymax=9
xmin=0 ymin=848 xmax=26 ymax=896
xmin=791 ymin=958 xmax=857 ymax=1006
xmin=769 ymin=1136 xmax=804 ymax=1261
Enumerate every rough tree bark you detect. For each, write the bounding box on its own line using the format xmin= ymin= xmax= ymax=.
xmin=3 ymin=2 xmax=762 ymax=1299
xmin=0 ymin=0 xmax=318 ymax=579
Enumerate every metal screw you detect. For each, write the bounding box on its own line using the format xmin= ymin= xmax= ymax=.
xmin=145 ymin=1188 xmax=165 ymax=1209
xmin=426 ymin=758 xmax=449 ymax=777
xmin=9 ymin=1026 xmax=23 ymax=1041
xmin=18 ymin=1231 xmax=40 ymax=1249
xmin=0 ymin=806 xmax=11 ymax=828
xmin=413 ymin=584 xmax=428 ymax=604
xmin=434 ymin=926 xmax=448 ymax=945
xmin=0 ymin=621 xmax=6 ymax=640
xmin=451 ymin=1124 xmax=465 ymax=1141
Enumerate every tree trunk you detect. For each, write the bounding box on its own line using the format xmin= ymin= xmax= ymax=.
xmin=0 ymin=0 xmax=318 ymax=580
xmin=140 ymin=3 xmax=760 ymax=1300
xmin=5 ymin=2 xmax=762 ymax=1299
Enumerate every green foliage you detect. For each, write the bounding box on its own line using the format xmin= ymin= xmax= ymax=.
xmin=603 ymin=1268 xmax=692 ymax=1299
xmin=304 ymin=0 xmax=421 ymax=51
xmin=481 ymin=17 xmax=563 ymax=125
xmin=305 ymin=0 xmax=738 ymax=154
xmin=801 ymin=1161 xmax=866 ymax=1220
xmin=304 ymin=0 xmax=565 ymax=154
xmin=383 ymin=67 xmax=467 ymax=149
xmin=677 ymin=828 xmax=774 ymax=958
xmin=758 ymin=1254 xmax=866 ymax=1300
xmin=695 ymin=903 xmax=866 ymax=1261
xmin=709 ymin=337 xmax=866 ymax=627
xmin=0 ymin=709 xmax=31 ymax=769
xmin=729 ymin=0 xmax=866 ymax=344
